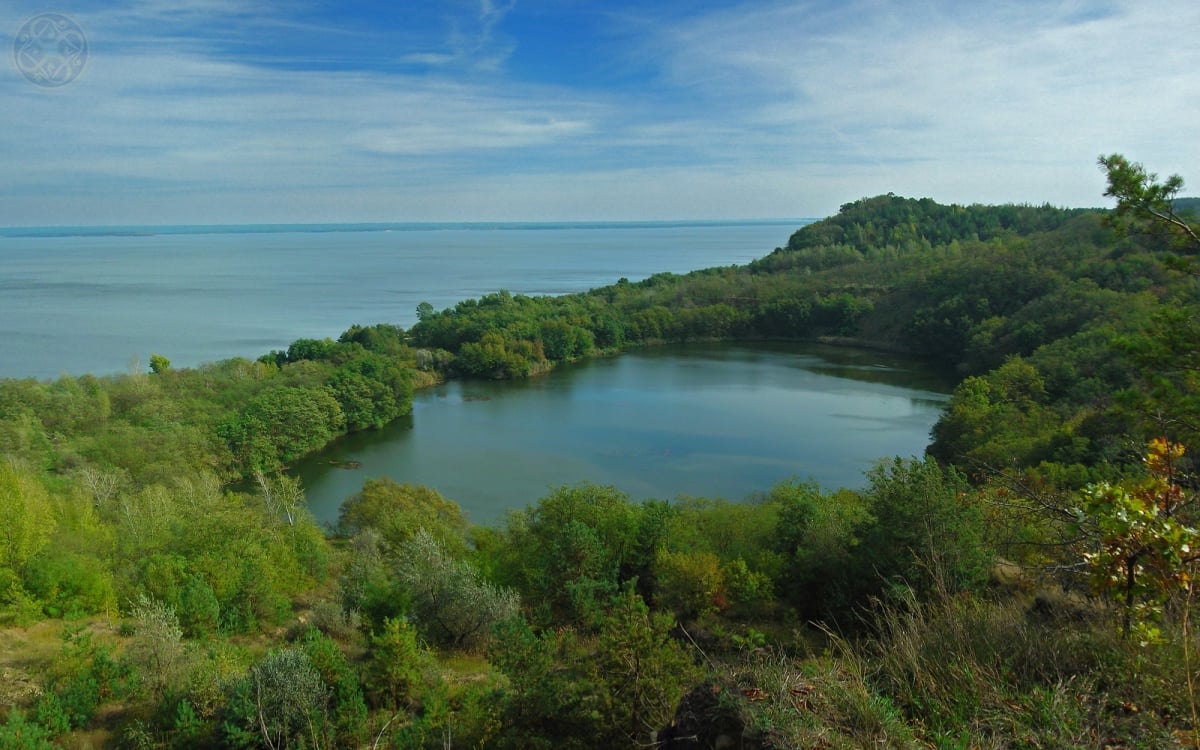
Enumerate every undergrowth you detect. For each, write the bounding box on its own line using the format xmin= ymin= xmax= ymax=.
xmin=711 ymin=591 xmax=1194 ymax=749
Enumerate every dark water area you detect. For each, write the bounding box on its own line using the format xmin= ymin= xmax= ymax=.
xmin=295 ymin=342 xmax=952 ymax=527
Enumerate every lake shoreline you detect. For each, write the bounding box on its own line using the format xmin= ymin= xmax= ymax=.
xmin=296 ymin=340 xmax=951 ymax=525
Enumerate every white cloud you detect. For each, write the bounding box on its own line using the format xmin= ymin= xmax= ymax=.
xmin=1 ymin=0 xmax=1198 ymax=223
xmin=649 ymin=0 xmax=1200 ymax=207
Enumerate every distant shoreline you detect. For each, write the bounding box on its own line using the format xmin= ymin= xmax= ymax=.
xmin=0 ymin=218 xmax=812 ymax=240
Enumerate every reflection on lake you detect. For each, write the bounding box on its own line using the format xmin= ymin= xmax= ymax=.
xmin=294 ymin=342 xmax=953 ymax=526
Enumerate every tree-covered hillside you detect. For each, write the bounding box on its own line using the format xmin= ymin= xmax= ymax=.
xmin=3 ymin=156 xmax=1200 ymax=748
xmin=409 ymin=190 xmax=1190 ymax=487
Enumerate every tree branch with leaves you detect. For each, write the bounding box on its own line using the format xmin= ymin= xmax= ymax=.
xmin=1099 ymin=153 xmax=1200 ymax=254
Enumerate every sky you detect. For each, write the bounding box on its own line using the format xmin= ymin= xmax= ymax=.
xmin=1 ymin=0 xmax=1197 ymax=225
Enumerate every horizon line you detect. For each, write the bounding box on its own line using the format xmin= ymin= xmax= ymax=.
xmin=0 ymin=217 xmax=815 ymax=239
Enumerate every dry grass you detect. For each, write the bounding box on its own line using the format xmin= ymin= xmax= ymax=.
xmin=0 ymin=618 xmax=86 ymax=708
xmin=713 ymin=649 xmax=920 ymax=749
xmin=857 ymin=591 xmax=1189 ymax=748
xmin=701 ymin=589 xmax=1196 ymax=749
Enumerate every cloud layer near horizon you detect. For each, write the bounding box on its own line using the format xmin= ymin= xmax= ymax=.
xmin=2 ymin=0 xmax=1197 ymax=224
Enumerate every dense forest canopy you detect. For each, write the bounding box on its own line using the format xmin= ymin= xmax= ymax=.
xmin=3 ymin=156 xmax=1200 ymax=748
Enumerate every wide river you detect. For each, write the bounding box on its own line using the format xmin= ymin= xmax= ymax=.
xmin=2 ymin=221 xmax=951 ymax=524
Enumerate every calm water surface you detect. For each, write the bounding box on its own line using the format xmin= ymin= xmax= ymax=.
xmin=2 ymin=221 xmax=951 ymax=524
xmin=0 ymin=222 xmax=799 ymax=379
xmin=296 ymin=342 xmax=951 ymax=526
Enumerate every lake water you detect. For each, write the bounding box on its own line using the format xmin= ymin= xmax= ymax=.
xmin=1 ymin=220 xmax=950 ymax=524
xmin=295 ymin=342 xmax=951 ymax=526
xmin=0 ymin=221 xmax=801 ymax=380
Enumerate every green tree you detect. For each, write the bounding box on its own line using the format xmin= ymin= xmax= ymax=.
xmin=858 ymin=457 xmax=989 ymax=600
xmin=653 ymin=549 xmax=726 ymax=620
xmin=362 ymin=617 xmax=430 ymax=711
xmin=124 ymin=595 xmax=186 ymax=703
xmin=494 ymin=484 xmax=643 ymax=627
xmin=771 ymin=481 xmax=873 ymax=618
xmin=487 ymin=617 xmax=597 ymax=749
xmin=0 ymin=462 xmax=55 ymax=586
xmin=592 ymin=588 xmax=702 ymax=746
xmin=299 ymin=628 xmax=368 ymax=746
xmin=1099 ymin=153 xmax=1200 ymax=253
xmin=338 ymin=322 xmax=408 ymax=356
xmin=285 ymin=337 xmax=339 ymax=363
xmin=218 ymin=386 xmax=345 ymax=471
xmin=393 ymin=530 xmax=519 ymax=649
xmin=337 ymin=478 xmax=467 ymax=553
xmin=247 ymin=648 xmax=328 ymax=750
xmin=1082 ymin=438 xmax=1200 ymax=641
xmin=0 ymin=709 xmax=55 ymax=749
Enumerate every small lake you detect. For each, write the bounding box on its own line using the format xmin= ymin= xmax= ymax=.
xmin=295 ymin=341 xmax=952 ymax=527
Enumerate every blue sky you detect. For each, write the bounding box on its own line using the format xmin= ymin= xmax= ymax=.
xmin=2 ymin=0 xmax=1197 ymax=224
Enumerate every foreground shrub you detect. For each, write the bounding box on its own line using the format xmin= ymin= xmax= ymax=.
xmin=394 ymin=530 xmax=519 ymax=649
xmin=860 ymin=592 xmax=1181 ymax=747
xmin=0 ymin=709 xmax=55 ymax=750
xmin=219 ymin=647 xmax=329 ymax=749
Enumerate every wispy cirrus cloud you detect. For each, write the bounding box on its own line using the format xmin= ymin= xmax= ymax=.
xmin=644 ymin=0 xmax=1200 ymax=206
xmin=0 ymin=0 xmax=1197 ymax=223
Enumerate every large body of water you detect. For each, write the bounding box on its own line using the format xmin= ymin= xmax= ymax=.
xmin=296 ymin=342 xmax=951 ymax=526
xmin=2 ymin=220 xmax=951 ymax=524
xmin=0 ymin=221 xmax=800 ymax=380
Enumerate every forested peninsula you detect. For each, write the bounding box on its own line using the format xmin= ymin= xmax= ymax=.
xmin=3 ymin=156 xmax=1200 ymax=748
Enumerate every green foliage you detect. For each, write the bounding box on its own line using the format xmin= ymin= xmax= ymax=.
xmin=338 ymin=528 xmax=402 ymax=628
xmin=35 ymin=626 xmax=134 ymax=736
xmin=1099 ymin=153 xmax=1200 ymax=254
xmin=491 ymin=484 xmax=646 ymax=627
xmin=487 ymin=591 xmax=701 ymax=749
xmin=0 ymin=462 xmax=55 ymax=576
xmin=0 ymin=709 xmax=55 ymax=750
xmin=456 ymin=331 xmax=541 ymax=378
xmin=337 ymin=478 xmax=467 ymax=553
xmin=285 ymin=337 xmax=340 ymax=363
xmin=393 ymin=530 xmax=519 ymax=649
xmin=770 ymin=481 xmax=873 ymax=618
xmin=327 ymin=351 xmax=414 ymax=431
xmin=1081 ymin=439 xmax=1200 ymax=641
xmin=340 ymin=322 xmax=408 ymax=354
xmin=591 ymin=588 xmax=703 ymax=745
xmin=650 ymin=493 xmax=784 ymax=621
xmin=858 ymin=458 xmax=990 ymax=600
xmin=486 ymin=617 xmax=598 ymax=749
xmin=653 ymin=549 xmax=726 ymax=620
xmin=783 ymin=194 xmax=1086 ymax=256
xmin=148 ymin=354 xmax=171 ymax=374
xmin=222 ymin=647 xmax=329 ymax=750
xmin=299 ymin=628 xmax=368 ymax=746
xmin=124 ymin=594 xmax=186 ymax=701
xmin=22 ymin=548 xmax=116 ymax=618
xmin=116 ymin=477 xmax=330 ymax=635
xmin=362 ymin=617 xmax=432 ymax=711
xmin=178 ymin=574 xmax=221 ymax=637
xmin=0 ymin=408 xmax=53 ymax=470
xmin=218 ymin=385 xmax=345 ymax=470
xmin=170 ymin=698 xmax=205 ymax=747
xmin=929 ymin=358 xmax=1056 ymax=472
